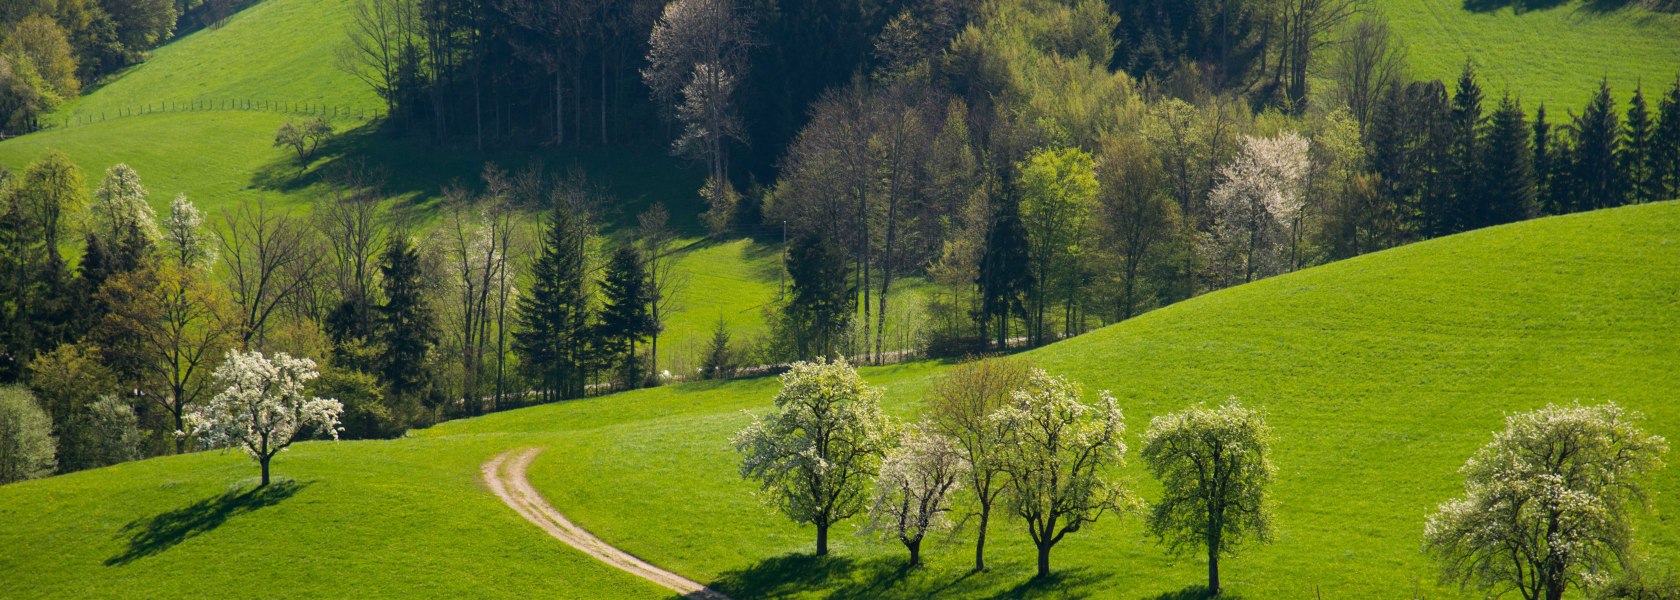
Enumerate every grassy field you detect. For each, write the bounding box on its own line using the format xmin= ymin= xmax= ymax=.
xmin=57 ymin=0 xmax=382 ymax=124
xmin=1379 ymin=0 xmax=1680 ymax=109
xmin=3 ymin=202 xmax=1675 ymax=598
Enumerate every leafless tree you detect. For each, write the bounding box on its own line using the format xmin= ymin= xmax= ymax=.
xmin=216 ymin=198 xmax=321 ymax=348
xmin=1272 ymin=0 xmax=1359 ymax=111
xmin=314 ymin=168 xmax=388 ymax=340
xmin=1097 ymin=134 xmax=1177 ymax=320
xmin=1328 ymin=14 xmax=1408 ymax=133
xmin=636 ymin=203 xmax=685 ymax=377
xmin=337 ymin=0 xmax=421 ymax=119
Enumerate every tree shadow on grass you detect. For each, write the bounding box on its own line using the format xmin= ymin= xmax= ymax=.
xmin=988 ymin=568 xmax=1106 ymax=599
xmin=701 ymin=553 xmax=1105 ymax=599
xmin=105 ymin=479 xmax=309 ymax=566
xmin=1147 ymin=585 xmax=1242 ymax=600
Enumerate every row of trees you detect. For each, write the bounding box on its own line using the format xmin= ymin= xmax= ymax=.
xmin=732 ymin=357 xmax=1671 ymax=599
xmin=735 ymin=358 xmax=1277 ymax=593
xmin=0 ymin=0 xmax=188 ymax=134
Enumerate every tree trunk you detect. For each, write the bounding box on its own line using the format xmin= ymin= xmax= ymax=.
xmin=816 ymin=521 xmax=829 ymax=556
xmin=1035 ymin=543 xmax=1052 ymax=578
xmin=974 ymin=503 xmax=992 ymax=572
xmin=1208 ymin=545 xmax=1220 ymax=595
xmin=260 ymin=455 xmax=271 ymax=487
xmin=906 ymin=538 xmax=922 ymax=567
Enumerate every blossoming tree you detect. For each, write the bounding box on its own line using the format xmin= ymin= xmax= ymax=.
xmin=1424 ymin=402 xmax=1668 ymax=600
xmin=993 ymin=369 xmax=1135 ymax=578
xmin=866 ymin=422 xmax=967 ymax=567
xmin=733 ymin=358 xmax=892 ymax=555
xmin=186 ymin=350 xmax=343 ymax=486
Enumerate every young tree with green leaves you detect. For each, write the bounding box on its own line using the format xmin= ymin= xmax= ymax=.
xmin=733 ymin=358 xmax=893 ymax=556
xmin=1425 ymin=402 xmax=1668 ymax=600
xmin=1017 ymin=147 xmax=1100 ymax=345
xmin=597 ymin=246 xmax=656 ymax=388
xmin=927 ymin=357 xmax=1032 ymax=573
xmin=1141 ymin=401 xmax=1277 ymax=596
xmin=0 ymin=385 xmax=55 ymax=483
xmin=993 ymin=369 xmax=1134 ymax=578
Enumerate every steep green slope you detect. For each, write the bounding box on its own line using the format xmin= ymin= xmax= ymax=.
xmin=1380 ymin=0 xmax=1680 ymax=108
xmin=3 ymin=203 xmax=1675 ymax=598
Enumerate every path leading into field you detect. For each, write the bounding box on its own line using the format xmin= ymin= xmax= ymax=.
xmin=482 ymin=448 xmax=730 ymax=600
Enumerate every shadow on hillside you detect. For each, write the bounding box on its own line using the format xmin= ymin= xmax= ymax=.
xmin=701 ymin=553 xmax=1104 ymax=599
xmin=248 ymin=120 xmax=709 ymax=233
xmin=1461 ymin=0 xmax=1570 ymax=13
xmin=1461 ymin=0 xmax=1674 ymax=13
xmin=1148 ymin=585 xmax=1242 ymax=600
xmin=105 ymin=479 xmax=309 ymax=566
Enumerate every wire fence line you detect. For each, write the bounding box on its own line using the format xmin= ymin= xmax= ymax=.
xmin=48 ymin=98 xmax=382 ymax=130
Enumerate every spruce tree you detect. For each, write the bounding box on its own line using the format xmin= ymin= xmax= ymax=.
xmin=597 ymin=246 xmax=656 ymax=389
xmin=1481 ymin=95 xmax=1536 ymax=226
xmin=976 ymin=198 xmax=1033 ymax=349
xmin=513 ymin=204 xmax=595 ymax=402
xmin=1448 ymin=62 xmax=1486 ymax=232
xmin=376 ymin=234 xmax=437 ymax=409
xmin=1572 ymin=79 xmax=1623 ymax=211
xmin=1653 ymin=77 xmax=1680 ymax=201
xmin=1532 ymin=104 xmax=1557 ymax=214
xmin=1621 ymin=84 xmax=1657 ymax=204
xmin=784 ymin=234 xmax=852 ymax=360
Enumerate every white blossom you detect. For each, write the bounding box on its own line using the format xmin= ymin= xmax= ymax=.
xmin=90 ymin=163 xmax=159 ymax=249
xmin=161 ymin=194 xmax=215 ymax=270
xmin=186 ymin=350 xmax=343 ymax=485
xmin=866 ymin=422 xmax=967 ymax=566
xmin=1423 ymin=402 xmax=1668 ymax=600
xmin=1201 ymin=132 xmax=1310 ymax=286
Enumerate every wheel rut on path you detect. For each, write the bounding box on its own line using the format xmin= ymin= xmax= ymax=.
xmin=482 ymin=448 xmax=730 ymax=599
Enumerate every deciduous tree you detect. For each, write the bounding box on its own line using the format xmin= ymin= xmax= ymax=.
xmin=993 ymin=369 xmax=1134 ymax=578
xmin=1141 ymin=400 xmax=1277 ymax=596
xmin=927 ymin=357 xmax=1031 ymax=572
xmin=1424 ymin=402 xmax=1668 ymax=600
xmin=0 ymin=385 xmax=55 ymax=483
xmin=867 ymin=422 xmax=966 ymax=568
xmin=734 ymin=358 xmax=892 ymax=556
xmin=187 ymin=350 xmax=343 ymax=486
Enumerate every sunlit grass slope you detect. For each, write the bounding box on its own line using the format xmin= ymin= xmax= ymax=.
xmin=3 ymin=203 xmax=1675 ymax=598
xmin=1380 ymin=0 xmax=1680 ymax=108
xmin=61 ymin=0 xmax=381 ymax=123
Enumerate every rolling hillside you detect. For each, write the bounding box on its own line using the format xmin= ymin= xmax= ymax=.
xmin=3 ymin=202 xmax=1675 ymax=598
xmin=1379 ymin=0 xmax=1680 ymax=108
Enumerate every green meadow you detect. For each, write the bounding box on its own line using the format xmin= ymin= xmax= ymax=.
xmin=3 ymin=202 xmax=1675 ymax=598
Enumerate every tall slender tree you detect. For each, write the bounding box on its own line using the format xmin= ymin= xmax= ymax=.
xmin=513 ymin=202 xmax=594 ymax=401
xmin=1622 ymin=84 xmax=1658 ymax=205
xmin=1572 ymin=79 xmax=1623 ymax=212
xmin=596 ymin=246 xmax=655 ymax=388
xmin=1480 ymin=95 xmax=1536 ymax=227
xmin=375 ymin=234 xmax=436 ymax=407
xmin=1654 ymin=78 xmax=1680 ymax=201
xmin=1447 ymin=63 xmax=1485 ymax=233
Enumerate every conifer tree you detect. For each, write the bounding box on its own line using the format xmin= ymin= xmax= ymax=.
xmin=376 ymin=234 xmax=437 ymax=408
xmin=1481 ymin=95 xmax=1536 ymax=226
xmin=783 ymin=234 xmax=852 ymax=360
xmin=1572 ymin=79 xmax=1623 ymax=211
xmin=1622 ymin=84 xmax=1657 ymax=204
xmin=597 ymin=246 xmax=656 ymax=388
xmin=1652 ymin=77 xmax=1680 ymax=202
xmin=977 ymin=198 xmax=1033 ymax=350
xmin=1532 ymin=104 xmax=1558 ymax=214
xmin=513 ymin=203 xmax=594 ymax=401
xmin=1447 ymin=62 xmax=1485 ymax=232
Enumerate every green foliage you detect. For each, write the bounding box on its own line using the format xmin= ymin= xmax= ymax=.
xmin=781 ymin=234 xmax=852 ymax=361
xmin=273 ymin=117 xmax=332 ymax=166
xmin=1481 ymin=95 xmax=1536 ymax=226
xmin=733 ymin=357 xmax=893 ymax=555
xmin=0 ymin=385 xmax=55 ymax=483
xmin=1574 ymin=79 xmax=1626 ymax=212
xmin=1016 ymin=146 xmax=1099 ymax=344
xmin=310 ymin=365 xmax=403 ymax=440
xmin=597 ymin=246 xmax=656 ymax=387
xmin=698 ymin=317 xmax=735 ymax=380
xmin=1140 ymin=401 xmax=1276 ymax=594
xmin=374 ymin=234 xmax=435 ymax=406
xmin=61 ymin=395 xmax=142 ymax=472
xmin=513 ymin=202 xmax=594 ymax=401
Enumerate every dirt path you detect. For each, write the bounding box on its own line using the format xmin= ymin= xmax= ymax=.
xmin=481 ymin=448 xmax=730 ymax=600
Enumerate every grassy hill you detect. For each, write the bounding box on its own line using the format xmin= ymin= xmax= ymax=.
xmin=1380 ymin=0 xmax=1680 ymax=108
xmin=4 ymin=202 xmax=1675 ymax=598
